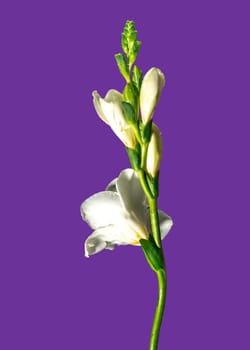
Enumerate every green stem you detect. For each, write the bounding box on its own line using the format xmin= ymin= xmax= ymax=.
xmin=141 ymin=143 xmax=148 ymax=169
xmin=148 ymin=197 xmax=167 ymax=350
xmin=131 ymin=124 xmax=142 ymax=145
xmin=150 ymin=269 xmax=167 ymax=350
xmin=148 ymin=198 xmax=162 ymax=248
xmin=137 ymin=169 xmax=167 ymax=349
xmin=136 ymin=169 xmax=153 ymax=199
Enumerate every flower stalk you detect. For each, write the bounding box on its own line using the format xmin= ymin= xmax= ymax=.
xmin=150 ymin=269 xmax=167 ymax=350
xmin=138 ymin=170 xmax=167 ymax=350
xmin=81 ymin=20 xmax=173 ymax=350
xmin=118 ymin=21 xmax=169 ymax=349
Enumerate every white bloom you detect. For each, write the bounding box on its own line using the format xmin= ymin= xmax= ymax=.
xmin=80 ymin=169 xmax=173 ymax=257
xmin=140 ymin=67 xmax=165 ymax=124
xmin=93 ymin=89 xmax=136 ymax=149
xmin=146 ymin=123 xmax=162 ymax=177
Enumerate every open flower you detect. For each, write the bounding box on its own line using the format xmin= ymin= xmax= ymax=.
xmin=80 ymin=168 xmax=173 ymax=257
xmin=93 ymin=89 xmax=136 ymax=149
xmin=140 ymin=67 xmax=165 ymax=124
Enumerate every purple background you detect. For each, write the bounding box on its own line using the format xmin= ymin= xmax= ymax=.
xmin=1 ymin=0 xmax=249 ymax=349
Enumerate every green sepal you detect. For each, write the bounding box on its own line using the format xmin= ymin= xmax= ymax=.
xmin=126 ymin=145 xmax=141 ymax=170
xmin=127 ymin=31 xmax=137 ymax=54
xmin=122 ymin=102 xmax=136 ymax=123
xmin=141 ymin=120 xmax=152 ymax=144
xmin=132 ymin=65 xmax=143 ymax=92
xmin=123 ymin=82 xmax=138 ymax=109
xmin=129 ymin=41 xmax=141 ymax=68
xmin=145 ymin=172 xmax=159 ymax=198
xmin=115 ymin=53 xmax=130 ymax=82
xmin=140 ymin=237 xmax=164 ymax=272
xmin=122 ymin=33 xmax=129 ymax=57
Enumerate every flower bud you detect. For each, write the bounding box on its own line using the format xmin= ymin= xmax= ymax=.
xmin=139 ymin=68 xmax=165 ymax=124
xmin=93 ymin=90 xmax=136 ymax=149
xmin=146 ymin=124 xmax=162 ymax=177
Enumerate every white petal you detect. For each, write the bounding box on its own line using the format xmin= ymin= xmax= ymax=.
xmin=84 ymin=226 xmax=131 ymax=257
xmin=115 ymin=128 xmax=136 ymax=148
xmin=80 ymin=191 xmax=124 ymax=230
xmin=158 ymin=210 xmax=173 ymax=239
xmin=116 ymin=169 xmax=148 ymax=225
xmin=104 ymin=89 xmax=123 ymax=104
xmin=93 ymin=89 xmax=124 ymax=126
xmin=105 ymin=177 xmax=118 ymax=192
xmin=140 ymin=67 xmax=165 ymax=124
xmin=85 ymin=234 xmax=107 ymax=257
xmin=105 ymin=95 xmax=136 ymax=148
xmin=92 ymin=91 xmax=110 ymax=124
xmin=93 ymin=90 xmax=136 ymax=148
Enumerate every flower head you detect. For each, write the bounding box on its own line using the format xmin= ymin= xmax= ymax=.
xmin=80 ymin=169 xmax=173 ymax=257
xmin=140 ymin=67 xmax=165 ymax=124
xmin=93 ymin=89 xmax=136 ymax=149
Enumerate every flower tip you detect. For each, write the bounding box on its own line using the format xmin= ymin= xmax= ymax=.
xmin=92 ymin=90 xmax=99 ymax=99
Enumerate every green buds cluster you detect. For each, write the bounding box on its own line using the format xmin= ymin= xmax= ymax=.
xmin=115 ymin=20 xmax=142 ymax=83
xmin=121 ymin=20 xmax=141 ymax=69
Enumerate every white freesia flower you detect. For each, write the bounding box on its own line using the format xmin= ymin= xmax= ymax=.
xmin=146 ymin=123 xmax=162 ymax=177
xmin=140 ymin=67 xmax=165 ymax=124
xmin=80 ymin=168 xmax=173 ymax=257
xmin=93 ymin=89 xmax=136 ymax=149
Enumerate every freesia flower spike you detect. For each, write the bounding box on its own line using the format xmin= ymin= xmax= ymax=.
xmin=81 ymin=20 xmax=174 ymax=350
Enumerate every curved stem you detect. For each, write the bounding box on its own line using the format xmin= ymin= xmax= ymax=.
xmin=137 ymin=169 xmax=167 ymax=349
xmin=136 ymin=169 xmax=153 ymax=199
xmin=150 ymin=269 xmax=167 ymax=350
xmin=148 ymin=197 xmax=167 ymax=350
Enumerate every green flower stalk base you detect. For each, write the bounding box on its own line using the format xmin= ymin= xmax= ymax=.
xmin=80 ymin=20 xmax=173 ymax=350
xmin=151 ymin=269 xmax=167 ymax=350
xmin=140 ymin=185 xmax=168 ymax=350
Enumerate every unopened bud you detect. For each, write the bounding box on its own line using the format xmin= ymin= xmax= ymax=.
xmin=146 ymin=124 xmax=162 ymax=177
xmin=140 ymin=68 xmax=165 ymax=124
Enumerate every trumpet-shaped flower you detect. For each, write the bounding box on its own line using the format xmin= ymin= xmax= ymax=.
xmin=140 ymin=67 xmax=165 ymax=124
xmin=80 ymin=169 xmax=173 ymax=257
xmin=93 ymin=89 xmax=136 ymax=149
